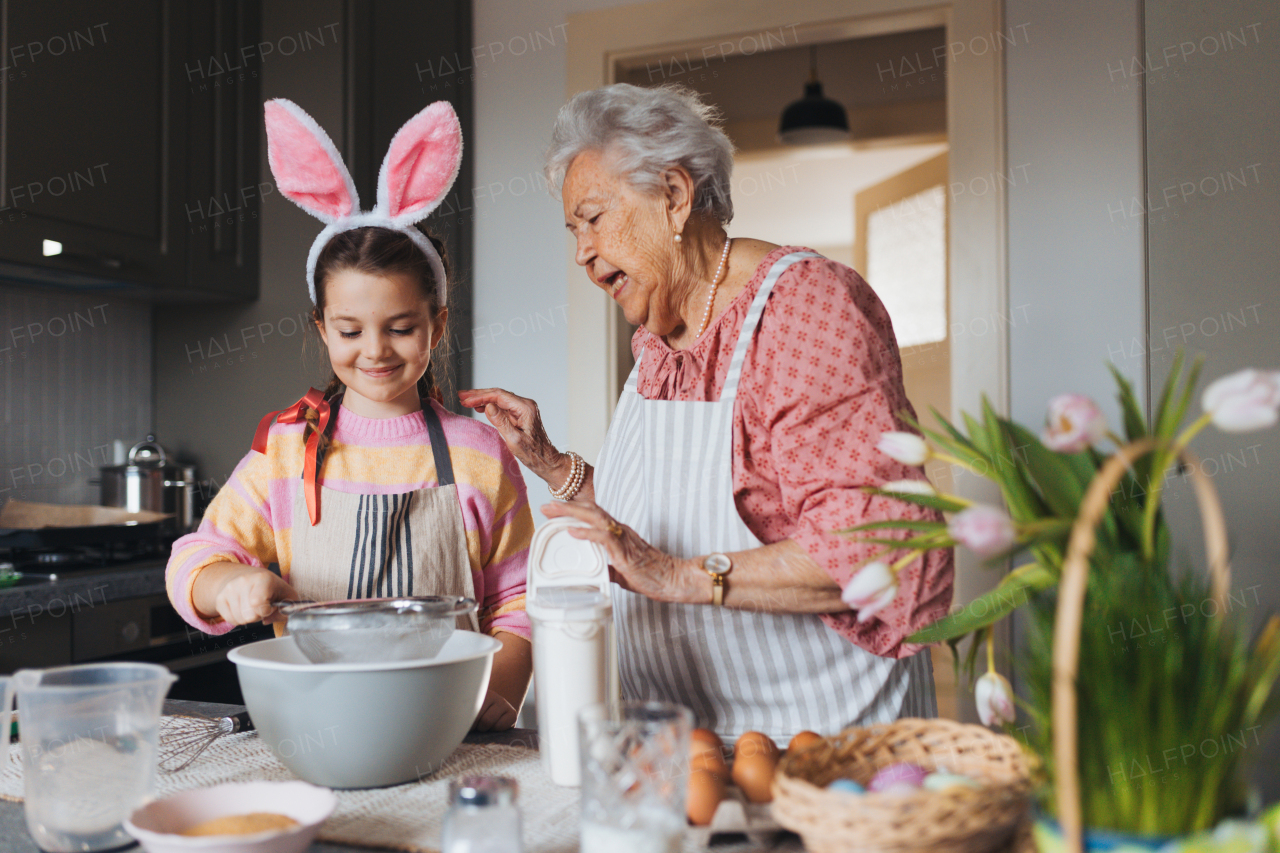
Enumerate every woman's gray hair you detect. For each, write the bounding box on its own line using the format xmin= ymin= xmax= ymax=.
xmin=545 ymin=84 xmax=735 ymax=225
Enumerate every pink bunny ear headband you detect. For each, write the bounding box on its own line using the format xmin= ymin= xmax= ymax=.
xmin=263 ymin=98 xmax=462 ymax=304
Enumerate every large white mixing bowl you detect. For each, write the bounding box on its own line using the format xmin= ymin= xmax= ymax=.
xmin=228 ymin=631 xmax=500 ymax=789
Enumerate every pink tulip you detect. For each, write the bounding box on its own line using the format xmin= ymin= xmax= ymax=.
xmin=975 ymin=671 xmax=1016 ymax=726
xmin=1041 ymin=393 xmax=1107 ymax=452
xmin=841 ymin=561 xmax=898 ymax=623
xmin=1202 ymin=369 xmax=1280 ymax=432
xmin=877 ymin=432 xmax=929 ymax=466
xmin=948 ymin=504 xmax=1017 ymax=558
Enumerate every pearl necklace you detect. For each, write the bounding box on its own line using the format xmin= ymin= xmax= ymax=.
xmin=695 ymin=237 xmax=732 ymax=339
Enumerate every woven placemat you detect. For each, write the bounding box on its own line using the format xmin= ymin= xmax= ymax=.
xmin=2 ymin=716 xmax=581 ymax=853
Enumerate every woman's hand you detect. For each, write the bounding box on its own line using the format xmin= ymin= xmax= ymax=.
xmin=194 ymin=562 xmax=298 ymax=626
xmin=542 ymin=500 xmax=699 ymax=604
xmin=544 ymin=503 xmax=850 ymax=613
xmin=458 ymin=388 xmax=571 ymax=485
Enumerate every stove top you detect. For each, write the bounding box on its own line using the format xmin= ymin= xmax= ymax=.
xmin=0 ymin=525 xmax=178 ymax=576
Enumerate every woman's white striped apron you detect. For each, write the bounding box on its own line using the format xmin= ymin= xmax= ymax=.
xmin=594 ymin=251 xmax=935 ymax=740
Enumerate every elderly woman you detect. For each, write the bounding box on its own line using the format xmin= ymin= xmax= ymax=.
xmin=459 ymin=84 xmax=952 ymax=739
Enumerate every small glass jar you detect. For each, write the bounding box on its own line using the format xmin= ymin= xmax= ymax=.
xmin=441 ymin=776 xmax=522 ymax=853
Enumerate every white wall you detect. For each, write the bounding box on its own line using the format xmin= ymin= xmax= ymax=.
xmin=1004 ymin=0 xmax=1280 ymax=798
xmin=1004 ymin=0 xmax=1146 ymax=424
xmin=1144 ymin=0 xmax=1280 ymax=800
xmin=471 ymin=0 xmax=635 ymax=521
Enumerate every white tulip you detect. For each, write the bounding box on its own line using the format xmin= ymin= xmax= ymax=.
xmin=1201 ymin=369 xmax=1280 ymax=432
xmin=876 ymin=432 xmax=930 ymax=466
xmin=881 ymin=479 xmax=937 ymax=496
xmin=975 ymin=670 xmax=1016 ymax=727
xmin=841 ymin=561 xmax=899 ymax=623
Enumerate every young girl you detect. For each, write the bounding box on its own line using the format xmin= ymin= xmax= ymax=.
xmin=165 ymin=99 xmax=532 ymax=731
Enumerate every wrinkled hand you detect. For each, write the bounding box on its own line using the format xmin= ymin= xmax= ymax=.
xmin=209 ymin=565 xmax=298 ymax=626
xmin=472 ymin=688 xmax=518 ymax=732
xmin=458 ymin=388 xmax=567 ymax=483
xmin=542 ymin=501 xmax=696 ymax=604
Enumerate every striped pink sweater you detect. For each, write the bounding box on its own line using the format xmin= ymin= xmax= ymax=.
xmin=166 ymin=399 xmax=533 ymax=638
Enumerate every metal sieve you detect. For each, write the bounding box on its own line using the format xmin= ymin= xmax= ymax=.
xmin=273 ymin=596 xmax=477 ymax=664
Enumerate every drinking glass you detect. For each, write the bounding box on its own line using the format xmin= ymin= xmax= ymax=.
xmin=577 ymin=701 xmax=692 ymax=853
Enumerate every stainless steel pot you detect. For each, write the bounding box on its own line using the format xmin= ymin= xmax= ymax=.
xmin=166 ymin=462 xmax=198 ymax=531
xmin=95 ymin=435 xmax=197 ymax=531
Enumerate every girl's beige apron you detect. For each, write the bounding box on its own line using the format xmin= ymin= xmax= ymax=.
xmin=287 ymin=403 xmax=479 ymax=631
xmin=594 ymin=251 xmax=936 ymax=740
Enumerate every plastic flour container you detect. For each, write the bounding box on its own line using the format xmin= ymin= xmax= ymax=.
xmin=526 ymin=518 xmax=616 ymax=787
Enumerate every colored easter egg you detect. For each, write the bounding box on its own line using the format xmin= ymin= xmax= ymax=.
xmin=922 ymin=771 xmax=980 ymax=791
xmin=867 ymin=762 xmax=928 ymax=792
xmin=827 ymin=778 xmax=865 ymax=794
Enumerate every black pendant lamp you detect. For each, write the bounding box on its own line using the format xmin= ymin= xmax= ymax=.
xmin=778 ymin=46 xmax=850 ymax=144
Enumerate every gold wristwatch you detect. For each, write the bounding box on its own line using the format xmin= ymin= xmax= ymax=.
xmin=702 ymin=553 xmax=732 ymax=606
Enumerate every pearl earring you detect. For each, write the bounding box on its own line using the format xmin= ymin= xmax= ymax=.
xmin=674 ymin=232 xmax=682 ymax=243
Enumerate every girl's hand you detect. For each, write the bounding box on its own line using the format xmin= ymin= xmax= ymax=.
xmin=541 ymin=500 xmax=700 ymax=604
xmin=205 ymin=564 xmax=299 ymax=626
xmin=458 ymin=388 xmax=570 ymax=485
xmin=472 ymin=688 xmax=518 ymax=732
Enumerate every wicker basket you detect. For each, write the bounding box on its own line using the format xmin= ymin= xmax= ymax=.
xmin=771 ymin=717 xmax=1032 ymax=853
xmin=1049 ymin=440 xmax=1231 ymax=853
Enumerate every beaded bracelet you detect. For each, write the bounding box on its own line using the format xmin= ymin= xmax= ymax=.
xmin=549 ymin=450 xmax=585 ymax=501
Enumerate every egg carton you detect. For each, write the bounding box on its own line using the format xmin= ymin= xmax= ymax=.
xmin=687 ymin=785 xmax=784 ymax=849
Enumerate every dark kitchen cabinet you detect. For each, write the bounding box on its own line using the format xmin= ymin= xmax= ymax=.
xmin=0 ymin=0 xmax=260 ymax=300
xmin=181 ymin=0 xmax=262 ymax=300
xmin=345 ymin=0 xmax=476 ymax=398
xmin=0 ymin=607 xmax=72 ymax=673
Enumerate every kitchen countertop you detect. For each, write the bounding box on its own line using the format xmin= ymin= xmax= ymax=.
xmin=0 ymin=561 xmax=168 ymax=616
xmin=0 ymin=700 xmax=805 ymax=852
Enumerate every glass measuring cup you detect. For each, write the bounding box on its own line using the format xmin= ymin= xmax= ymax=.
xmin=13 ymin=662 xmax=176 ymax=852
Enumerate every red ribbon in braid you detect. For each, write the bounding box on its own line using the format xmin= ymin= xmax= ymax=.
xmin=251 ymin=387 xmax=331 ymax=526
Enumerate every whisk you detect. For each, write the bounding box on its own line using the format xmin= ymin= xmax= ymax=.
xmin=158 ymin=711 xmax=255 ymax=772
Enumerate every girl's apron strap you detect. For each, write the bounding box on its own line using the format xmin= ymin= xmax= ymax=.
xmin=421 ymin=403 xmax=455 ymax=487
xmin=722 ymin=251 xmax=822 ymax=401
xmin=252 ymin=387 xmax=331 ymax=526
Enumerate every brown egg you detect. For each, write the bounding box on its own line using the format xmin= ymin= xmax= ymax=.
xmin=734 ymin=731 xmax=780 ymax=760
xmin=788 ymin=730 xmax=823 ymax=753
xmin=691 ymin=728 xmax=724 ymax=754
xmin=687 ymin=768 xmax=726 ymax=826
xmin=732 ymin=750 xmax=779 ymax=804
xmin=690 ymin=748 xmax=729 ymax=780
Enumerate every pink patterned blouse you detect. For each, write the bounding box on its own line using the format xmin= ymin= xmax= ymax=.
xmin=632 ymin=246 xmax=954 ymax=659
